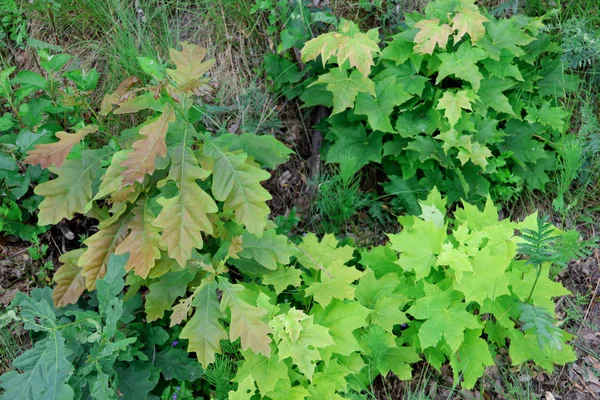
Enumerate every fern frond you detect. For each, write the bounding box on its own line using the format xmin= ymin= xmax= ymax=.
xmin=518 ymin=303 xmax=564 ymax=351
xmin=517 ymin=215 xmax=556 ymax=266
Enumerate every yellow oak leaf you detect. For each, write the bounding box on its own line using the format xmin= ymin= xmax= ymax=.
xmin=114 ymin=200 xmax=161 ymax=278
xmin=52 ymin=249 xmax=86 ymax=307
xmin=25 ymin=125 xmax=97 ymax=168
xmin=413 ymin=18 xmax=453 ymax=55
xmin=452 ymin=8 xmax=489 ymax=43
xmin=166 ymin=42 xmax=215 ymax=94
xmin=120 ymin=105 xmax=176 ymax=185
xmin=228 ymin=236 xmax=243 ymax=259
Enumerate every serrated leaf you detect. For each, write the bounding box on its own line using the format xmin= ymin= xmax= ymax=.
xmin=35 ymin=148 xmax=113 ymax=226
xmin=220 ymin=280 xmax=272 ymax=356
xmin=166 ymin=42 xmax=215 ymax=93
xmin=25 ymin=125 xmax=97 ymax=168
xmin=310 ymin=69 xmax=375 ymax=115
xmin=80 ymin=210 xmax=133 ymax=290
xmin=476 ymin=18 xmax=535 ymax=60
xmin=145 ymin=268 xmax=195 ymax=322
xmin=436 ymin=42 xmax=487 ymax=92
xmin=237 ymin=229 xmax=294 ymax=270
xmin=114 ymin=200 xmax=161 ymax=278
xmin=153 ymin=145 xmax=218 ymax=266
xmin=326 ymin=123 xmax=384 ymax=173
xmin=301 ymin=19 xmax=380 ymax=77
xmin=52 ymin=248 xmax=86 ymax=307
xmin=235 ymin=349 xmax=290 ymax=396
xmin=120 ymin=106 xmax=175 ymax=185
xmin=355 ymin=76 xmax=413 ymax=132
xmin=204 ymin=138 xmax=272 ymax=235
xmin=452 ymin=7 xmax=489 ymax=43
xmin=305 ymin=258 xmax=363 ymax=307
xmin=449 ymin=329 xmax=494 ymax=389
xmin=180 ymin=282 xmax=228 ymax=366
xmin=477 ymin=77 xmax=517 ymax=115
xmin=435 ymin=90 xmax=474 ymax=127
xmin=262 ymin=265 xmax=303 ymax=294
xmin=413 ymin=18 xmax=452 ymax=55
xmin=213 ymin=133 xmax=293 ymax=169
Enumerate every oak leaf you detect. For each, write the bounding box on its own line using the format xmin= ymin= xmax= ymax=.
xmin=99 ymin=76 xmax=141 ymax=116
xmin=25 ymin=125 xmax=97 ymax=168
xmin=52 ymin=249 xmax=86 ymax=307
xmin=166 ymin=42 xmax=215 ymax=94
xmin=120 ymin=105 xmax=176 ymax=185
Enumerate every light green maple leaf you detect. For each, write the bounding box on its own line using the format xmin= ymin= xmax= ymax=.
xmin=475 ymin=18 xmax=535 ymax=60
xmin=481 ymin=53 xmax=524 ymax=81
xmin=381 ymin=30 xmax=423 ymax=67
xmin=237 ymin=229 xmax=294 ymax=270
xmin=452 ymin=7 xmax=489 ymax=43
xmin=310 ymin=69 xmax=375 ymax=114
xmin=449 ymin=329 xmax=494 ymax=389
xmin=229 ymin=376 xmax=256 ymax=400
xmin=436 ymin=42 xmax=487 ymax=92
xmin=508 ymin=329 xmax=575 ymax=372
xmin=305 ymin=259 xmax=364 ymax=307
xmin=262 ymin=265 xmax=302 ymax=294
xmin=436 ymin=243 xmax=472 ymax=283
xmin=326 ymin=123 xmax=384 ymax=174
xmin=454 ymin=247 xmax=511 ymax=305
xmin=355 ymin=269 xmax=400 ymax=308
xmin=355 ymin=76 xmax=413 ymax=132
xmin=477 ymin=77 xmax=517 ymax=115
xmin=526 ymin=102 xmax=567 ymax=132
xmin=508 ymin=262 xmax=570 ymax=313
xmin=371 ymin=295 xmax=409 ymax=333
xmin=312 ymin=299 xmax=371 ymax=358
xmin=407 ymin=285 xmax=480 ymax=352
xmin=296 ymin=233 xmax=354 ymax=273
xmin=359 ymin=246 xmax=400 ymax=278
xmin=234 ymin=348 xmax=291 ymax=396
xmin=388 ymin=217 xmax=447 ymax=280
xmin=435 ymin=90 xmax=475 ymax=127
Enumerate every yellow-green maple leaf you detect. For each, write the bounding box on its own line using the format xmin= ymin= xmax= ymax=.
xmin=114 ymin=200 xmax=161 ymax=278
xmin=301 ymin=19 xmax=380 ymax=78
xmin=166 ymin=42 xmax=215 ymax=94
xmin=120 ymin=105 xmax=175 ymax=185
xmin=203 ymin=139 xmax=272 ymax=236
xmin=435 ymin=90 xmax=475 ymax=127
xmin=152 ymin=145 xmax=217 ymax=267
xmin=52 ymin=249 xmax=86 ymax=307
xmin=413 ymin=18 xmax=453 ymax=55
xmin=305 ymin=261 xmax=363 ymax=307
xmin=452 ymin=7 xmax=489 ymax=43
xmin=309 ymin=69 xmax=375 ymax=115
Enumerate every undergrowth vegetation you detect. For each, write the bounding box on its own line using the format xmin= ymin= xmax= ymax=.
xmin=1 ymin=0 xmax=599 ymax=398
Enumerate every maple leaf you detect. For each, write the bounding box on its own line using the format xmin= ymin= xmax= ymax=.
xmin=359 ymin=246 xmax=400 ymax=278
xmin=435 ymin=90 xmax=475 ymax=127
xmin=166 ymin=42 xmax=215 ymax=94
xmin=304 ymin=258 xmax=363 ymax=307
xmin=477 ymin=77 xmax=517 ymax=115
xmin=301 ymin=19 xmax=380 ymax=77
xmin=475 ymin=18 xmax=535 ymax=60
xmin=388 ymin=218 xmax=447 ymax=280
xmin=234 ymin=349 xmax=291 ymax=396
xmin=35 ymin=148 xmax=112 ymax=226
xmin=355 ymin=76 xmax=413 ymax=132
xmin=481 ymin=53 xmax=524 ymax=81
xmin=508 ymin=262 xmax=570 ymax=313
xmin=220 ymin=280 xmax=272 ymax=356
xmin=145 ymin=268 xmax=196 ymax=321
xmin=312 ymin=299 xmax=371 ymax=358
xmin=413 ymin=18 xmax=453 ymax=55
xmin=435 ymin=42 xmax=487 ymax=92
xmin=25 ymin=125 xmax=97 ymax=169
xmin=262 ymin=265 xmax=303 ymax=294
xmin=80 ymin=210 xmax=133 ymax=290
xmin=309 ymin=69 xmax=375 ymax=115
xmin=296 ymin=233 xmax=355 ymax=272
xmin=120 ymin=105 xmax=176 ymax=185
xmin=203 ymin=139 xmax=272 ymax=236
xmin=237 ymin=229 xmax=294 ymax=270
xmin=407 ymin=285 xmax=480 ymax=352
xmin=453 ymin=248 xmax=511 ymax=305
xmin=114 ymin=200 xmax=161 ymax=278
xmin=271 ymin=309 xmax=334 ymax=379
xmin=452 ymin=7 xmax=489 ymax=43
xmin=508 ymin=329 xmax=576 ymax=372
xmin=229 ymin=376 xmax=256 ymax=400
xmin=152 ymin=145 xmax=217 ymax=266
xmin=436 ymin=129 xmax=493 ymax=168
xmin=436 ymin=243 xmax=472 ymax=283
xmin=326 ymin=122 xmax=384 ymax=174
xmin=180 ymin=282 xmax=228 ymax=366
xmin=449 ymin=329 xmax=494 ymax=389
xmin=355 ymin=270 xmax=408 ymax=332
xmin=52 ymin=249 xmax=86 ymax=307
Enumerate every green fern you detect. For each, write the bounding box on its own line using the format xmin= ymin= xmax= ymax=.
xmin=518 ymin=303 xmax=564 ymax=351
xmin=517 ymin=216 xmax=556 ymax=267
xmin=204 ymin=354 xmax=236 ymax=400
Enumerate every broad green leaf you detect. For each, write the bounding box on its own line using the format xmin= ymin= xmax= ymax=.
xmin=90 ymin=372 xmax=114 ymax=400
xmin=435 ymin=90 xmax=475 ymax=127
xmin=234 ymin=349 xmax=290 ymax=396
xmin=229 ymin=376 xmax=256 ymax=400
xmin=388 ymin=218 xmax=447 ymax=280
xmin=452 ymin=7 xmax=489 ymax=43
xmin=326 ymin=122 xmax=384 ymax=173
xmin=180 ymin=282 xmax=228 ymax=366
xmin=238 ymin=229 xmax=294 ymax=270
xmin=114 ymin=363 xmax=157 ymax=400
xmin=436 ymin=243 xmax=472 ymax=283
xmin=477 ymin=77 xmax=517 ymax=115
xmin=413 ymin=18 xmax=452 ymax=55
xmin=453 ymin=248 xmax=511 ymax=305
xmin=309 ymin=69 xmax=375 ymax=114
xmin=96 ymin=253 xmax=128 ymax=316
xmin=449 ymin=329 xmax=494 ymax=389
xmin=359 ymin=246 xmax=400 ymax=278
xmin=407 ymin=285 xmax=480 ymax=352
xmin=508 ymin=262 xmax=570 ymax=312
xmin=476 ymin=18 xmax=535 ymax=60
xmin=301 ymin=19 xmax=380 ymax=77
xmin=355 ymin=76 xmax=413 ymax=132
xmin=436 ymin=42 xmax=487 ymax=92
xmin=305 ymin=260 xmax=363 ymax=307
xmin=52 ymin=249 xmax=86 ymax=307
xmin=35 ymin=148 xmax=113 ymax=226
xmin=154 ymin=347 xmax=204 ymax=381
xmin=213 ymin=133 xmax=293 ymax=169
xmin=508 ymin=330 xmax=576 ymax=371
xmin=297 ymin=233 xmax=355 ymax=272
xmin=204 ymin=138 xmax=272 ymax=236
xmin=262 ymin=265 xmax=303 ymax=294
xmin=153 ymin=145 xmax=217 ymax=266
xmin=145 ymin=268 xmax=196 ymax=322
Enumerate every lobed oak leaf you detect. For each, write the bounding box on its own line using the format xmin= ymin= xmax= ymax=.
xmin=120 ymin=105 xmax=176 ymax=185
xmin=52 ymin=249 xmax=86 ymax=307
xmin=413 ymin=18 xmax=453 ymax=55
xmin=25 ymin=125 xmax=97 ymax=169
xmin=166 ymin=42 xmax=215 ymax=94
xmin=452 ymin=8 xmax=489 ymax=43
xmin=152 ymin=145 xmax=218 ymax=266
xmin=99 ymin=76 xmax=141 ymax=116
xmin=203 ymin=139 xmax=272 ymax=236
xmin=180 ymin=282 xmax=228 ymax=366
xmin=80 ymin=210 xmax=133 ymax=290
xmin=114 ymin=200 xmax=161 ymax=278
